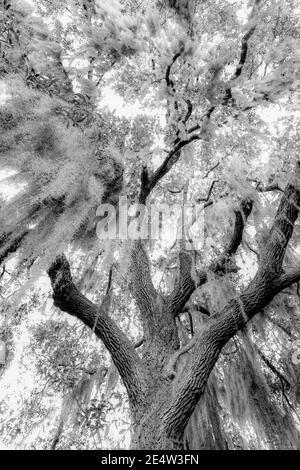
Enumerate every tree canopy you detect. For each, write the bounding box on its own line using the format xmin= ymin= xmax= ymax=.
xmin=0 ymin=0 xmax=300 ymax=450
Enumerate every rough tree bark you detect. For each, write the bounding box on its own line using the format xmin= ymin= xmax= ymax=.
xmin=46 ymin=13 xmax=300 ymax=446
xmin=3 ymin=0 xmax=298 ymax=450
xmin=48 ymin=162 xmax=300 ymax=449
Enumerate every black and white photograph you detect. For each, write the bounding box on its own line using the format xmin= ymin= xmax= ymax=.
xmin=0 ymin=0 xmax=300 ymax=453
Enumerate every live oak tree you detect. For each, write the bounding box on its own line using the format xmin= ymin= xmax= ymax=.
xmin=1 ymin=0 xmax=300 ymax=450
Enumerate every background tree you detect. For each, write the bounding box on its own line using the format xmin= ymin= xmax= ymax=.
xmin=0 ymin=0 xmax=300 ymax=450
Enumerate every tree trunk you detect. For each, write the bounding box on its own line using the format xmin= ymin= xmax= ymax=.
xmin=47 ymin=169 xmax=300 ymax=450
xmin=130 ymin=387 xmax=185 ymax=450
xmin=129 ymin=366 xmax=227 ymax=450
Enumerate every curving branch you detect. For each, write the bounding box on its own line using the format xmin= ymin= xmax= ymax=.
xmin=184 ymin=4 xmax=259 ymax=137
xmin=196 ymin=180 xmax=218 ymax=203
xmin=168 ymin=198 xmax=253 ymax=316
xmin=204 ymin=161 xmax=221 ymax=178
xmin=165 ymin=9 xmax=260 ymax=171
xmin=139 ymin=134 xmax=202 ymax=205
xmin=165 ymin=336 xmax=197 ymax=379
xmin=223 ymin=1 xmax=262 ymax=106
xmin=162 ymin=168 xmax=300 ymax=442
xmin=167 ymin=251 xmax=206 ymax=318
xmin=256 ymin=347 xmax=291 ymax=388
xmin=211 ymin=199 xmax=253 ymax=272
xmin=223 ymin=25 xmax=257 ymax=106
xmin=182 ymin=99 xmax=193 ymax=125
xmin=181 ymin=301 xmax=210 ymax=317
xmin=165 ymin=50 xmax=182 ymax=90
xmin=256 ymin=182 xmax=283 ymax=193
xmin=47 ymin=254 xmax=146 ymax=407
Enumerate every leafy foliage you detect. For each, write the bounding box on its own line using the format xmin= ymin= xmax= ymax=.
xmin=0 ymin=0 xmax=300 ymax=450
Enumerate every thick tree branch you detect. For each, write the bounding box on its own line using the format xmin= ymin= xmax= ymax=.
xmin=162 ymin=171 xmax=300 ymax=441
xmin=139 ymin=134 xmax=202 ymax=205
xmin=181 ymin=14 xmax=258 ymax=136
xmin=212 ymin=199 xmax=253 ymax=271
xmin=168 ymin=199 xmax=253 ymax=316
xmin=162 ymin=14 xmax=258 ymax=186
xmin=47 ymin=254 xmax=146 ymax=407
xmin=129 ymin=239 xmax=161 ymax=339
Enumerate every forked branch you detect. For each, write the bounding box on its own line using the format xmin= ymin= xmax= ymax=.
xmin=168 ymin=198 xmax=253 ymax=316
xmin=162 ymin=167 xmax=300 ymax=441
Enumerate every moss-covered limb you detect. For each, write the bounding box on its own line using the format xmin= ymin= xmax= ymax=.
xmin=47 ymin=254 xmax=147 ymax=407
